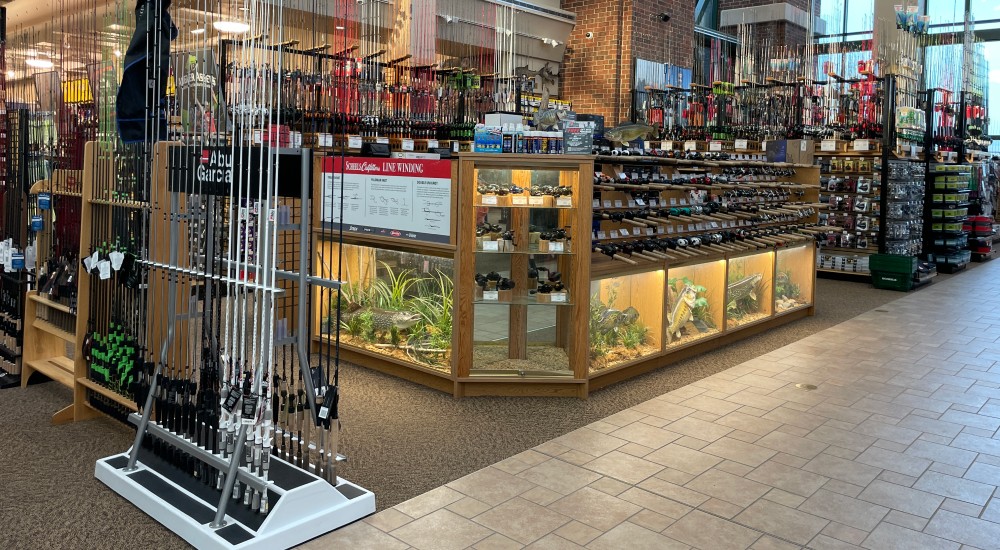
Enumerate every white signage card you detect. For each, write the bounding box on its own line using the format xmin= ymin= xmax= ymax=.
xmin=556 ymin=197 xmax=572 ymax=207
xmin=483 ymin=291 xmax=499 ymax=301
xmin=684 ymin=141 xmax=697 ymax=151
xmin=528 ymin=196 xmax=546 ymax=206
xmin=376 ymin=136 xmax=390 ymax=145
xmin=481 ymin=194 xmax=498 ymax=205
xmin=348 ymin=135 xmax=363 ymax=149
xmin=603 ymin=200 xmax=612 ymax=208
xmin=321 ymin=157 xmax=453 ymax=243
xmin=709 ymin=141 xmax=722 ymax=152
xmin=402 ymin=139 xmax=415 ymax=151
xmin=512 ymin=196 xmax=528 ymax=206
xmin=614 ymin=200 xmax=624 ymax=208
xmin=482 ymin=240 xmax=500 ymax=251
xmin=821 ymin=139 xmax=837 ymax=152
xmin=550 ymin=292 xmax=567 ymax=303
xmin=854 ymin=139 xmax=870 ymax=151
xmin=735 ymin=139 xmax=748 ymax=150
xmin=549 ymin=241 xmax=565 ymax=252
xmin=662 ymin=141 xmax=673 ymax=150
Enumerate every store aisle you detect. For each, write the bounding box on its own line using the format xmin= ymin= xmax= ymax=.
xmin=308 ymin=261 xmax=1000 ymax=550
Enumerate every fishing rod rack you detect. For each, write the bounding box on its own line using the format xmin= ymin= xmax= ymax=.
xmin=96 ymin=145 xmax=374 ymax=550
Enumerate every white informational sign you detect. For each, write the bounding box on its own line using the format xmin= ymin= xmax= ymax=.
xmin=321 ymin=157 xmax=452 ymax=243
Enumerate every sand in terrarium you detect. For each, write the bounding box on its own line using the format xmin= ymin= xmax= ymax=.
xmin=339 ymin=333 xmax=452 ymax=374
xmin=472 ymin=345 xmax=571 ymax=373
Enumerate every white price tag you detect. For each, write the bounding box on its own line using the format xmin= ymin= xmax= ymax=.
xmin=853 ymin=139 xmax=870 ymax=151
xmin=910 ymin=145 xmax=917 ymax=157
xmin=90 ymin=251 xmax=100 ymax=270
xmin=735 ymin=139 xmax=748 ymax=150
xmin=670 ymin=198 xmax=678 ymax=205
xmin=680 ymin=198 xmax=688 ymax=205
xmin=428 ymin=139 xmax=439 ymax=149
xmin=98 ymin=260 xmax=112 ymax=280
xmin=627 ymin=200 xmax=636 ymax=207
xmin=593 ymin=199 xmax=600 ymax=208
xmin=643 ymin=141 xmax=652 ymax=151
xmin=687 ymin=224 xmax=696 ymax=231
xmin=481 ymin=195 xmax=498 ymax=205
xmin=528 ymin=196 xmax=545 ymax=206
xmin=614 ymin=200 xmax=623 ymax=208
xmin=800 ymin=140 xmax=808 ymax=151
xmin=512 ymin=196 xmax=528 ymax=206
xmin=453 ymin=141 xmax=460 ymax=153
xmin=603 ymin=200 xmax=613 ymax=208
xmin=618 ymin=229 xmax=631 ymax=237
xmin=482 ymin=240 xmax=500 ymax=251
xmin=376 ymin=136 xmax=390 ymax=145
xmin=711 ymin=222 xmax=720 ymax=229
xmin=109 ymin=251 xmax=125 ymax=271
xmin=550 ymin=292 xmax=567 ymax=303
xmin=821 ymin=139 xmax=837 ymax=152
xmin=635 ymin=198 xmax=646 ymax=206
xmin=649 ymin=199 xmax=658 ymax=206
xmin=667 ymin=226 xmax=675 ymax=234
xmin=596 ymin=231 xmax=607 ymax=239
xmin=761 ymin=140 xmax=768 ymax=152
xmin=402 ymin=139 xmax=415 ymax=151
xmin=633 ymin=227 xmax=642 ymax=236
xmin=252 ymin=130 xmax=263 ymax=144
xmin=657 ymin=226 xmax=665 ymax=234
xmin=549 ymin=241 xmax=565 ymax=252
xmin=556 ymin=197 xmax=573 ymax=207
xmin=348 ymin=135 xmax=363 ymax=149
xmin=483 ymin=290 xmax=499 ymax=301
xmin=684 ymin=141 xmax=697 ymax=151
xmin=318 ymin=406 xmax=330 ymax=420
xmin=645 ymin=228 xmax=654 ymax=236
xmin=662 ymin=141 xmax=673 ymax=150
xmin=709 ymin=141 xmax=722 ymax=152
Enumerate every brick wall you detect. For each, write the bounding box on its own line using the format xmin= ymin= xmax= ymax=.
xmin=718 ymin=0 xmax=810 ymax=48
xmin=561 ymin=0 xmax=694 ymax=124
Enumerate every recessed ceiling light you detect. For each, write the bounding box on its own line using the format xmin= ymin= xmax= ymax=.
xmin=213 ymin=20 xmax=251 ymax=34
xmin=26 ymin=58 xmax=54 ymax=69
xmin=336 ymin=26 xmax=345 ymax=30
xmin=191 ymin=28 xmax=206 ymax=35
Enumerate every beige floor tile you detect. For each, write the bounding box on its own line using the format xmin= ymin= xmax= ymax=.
xmin=852 ymin=419 xmax=921 ymax=445
xmin=802 ymin=453 xmax=881 ymax=487
xmin=809 ymin=403 xmax=872 ymax=425
xmin=855 ymin=446 xmax=931 ymax=477
xmin=448 ymin=467 xmax=538 ymax=506
xmin=799 ymin=489 xmax=889 ymax=532
xmin=808 ymin=534 xmax=864 ymax=550
xmin=654 ymin=467 xmax=697 ymax=485
xmin=520 ymin=485 xmax=564 ymax=506
xmin=304 ymin=521 xmax=409 ymax=550
xmin=665 ymin=416 xmax=734 ymax=442
xmin=756 ymin=430 xmax=830 ymax=459
xmin=717 ymin=459 xmax=755 ymax=476
xmin=727 ymin=390 xmax=788 ymax=411
xmin=913 ymin=471 xmax=995 ymax=505
xmin=698 ymin=497 xmax=745 ymax=519
xmin=559 ymin=449 xmax=600 ymax=466
xmin=856 ymin=479 xmax=944 ymax=518
xmin=663 ymin=509 xmax=762 ymax=550
xmin=964 ymin=461 xmax=1000 ymax=485
xmin=618 ymin=486 xmax=693 ymax=519
xmin=618 ymin=442 xmax=655 ymax=457
xmin=883 ymin=509 xmax=929 ymax=530
xmin=494 ymin=456 xmax=539 ymax=475
xmin=391 ymin=509 xmax=494 ymax=550
xmin=824 ymin=445 xmax=861 ymax=461
xmin=681 ymin=394 xmax=744 ymax=416
xmin=518 ymin=459 xmax=602 ymax=495
xmin=582 ymin=451 xmax=663 ymax=484
xmin=716 ymin=411 xmax=783 ymax=435
xmin=474 ymin=533 xmax=526 ymax=550
xmin=763 ymin=488 xmax=806 ymax=508
xmin=735 ymin=498 xmax=829 ymax=545
xmin=551 ymin=428 xmax=626 ymax=457
xmin=588 ymin=522 xmax=691 ymax=550
xmin=747 ymin=460 xmax=829 ymax=497
xmin=636 ymin=476 xmax=710 ymax=507
xmin=548 ymin=487 xmax=641 ymax=531
xmin=762 ymin=406 xmax=830 ymax=430
xmin=644 ymin=443 xmax=724 ymax=475
xmin=553 ymin=521 xmax=603 ymax=546
xmin=820 ymin=522 xmax=869 ymax=545
xmin=931 ymin=462 xmax=973 ymax=477
xmin=751 ymin=535 xmax=802 ymax=550
xmin=602 ymin=409 xmax=647 ymax=427
xmin=674 ymin=435 xmax=712 ymax=449
xmin=940 ymin=498 xmax=984 ymax=517
xmin=608 ymin=422 xmax=681 ymax=450
xmin=861 ymin=522 xmax=960 ymax=550
xmin=446 ymin=496 xmax=493 ymax=519
xmin=630 ymin=399 xmax=696 ymax=421
xmin=395 ymin=486 xmax=467 ymax=519
xmin=821 ymin=479 xmax=866 ymax=499
xmin=628 ymin=509 xmax=675 ymax=532
xmin=586 ymin=420 xmax=619 ymax=434
xmin=473 ymin=497 xmax=571 ymax=545
xmin=951 ymin=433 xmax=1000 ymax=455
xmin=587 ymin=476 xmax=630 ymax=497
xmin=365 ymin=508 xmax=415 ymax=532
xmin=701 ymin=437 xmax=778 ymax=467
xmin=685 ymin=469 xmax=770 ymax=507
xmin=535 ymin=441 xmax=572 ymax=457
xmin=524 ymin=534 xmax=585 ymax=549
xmin=905 ymin=440 xmax=977 ymax=468
xmin=806 ymin=425 xmax=877 ymax=453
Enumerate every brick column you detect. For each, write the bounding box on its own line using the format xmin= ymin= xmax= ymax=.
xmin=718 ymin=0 xmax=812 ymax=50
xmin=560 ymin=0 xmax=694 ymax=125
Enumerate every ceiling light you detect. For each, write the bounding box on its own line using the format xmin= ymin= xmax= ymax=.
xmin=113 ymin=49 xmax=122 ymax=57
xmin=336 ymin=26 xmax=345 ymax=30
xmin=25 ymin=58 xmax=54 ymax=69
xmin=6 ymin=71 xmax=13 ymax=78
xmin=213 ymin=20 xmax=251 ymax=34
xmin=191 ymin=28 xmax=206 ymax=35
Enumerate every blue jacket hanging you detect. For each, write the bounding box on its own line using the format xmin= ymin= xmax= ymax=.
xmin=116 ymin=0 xmax=177 ymax=144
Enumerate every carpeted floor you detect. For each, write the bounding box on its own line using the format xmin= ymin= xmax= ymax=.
xmin=0 ymin=273 xmax=968 ymax=549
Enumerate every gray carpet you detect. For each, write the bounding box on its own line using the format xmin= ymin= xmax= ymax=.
xmin=0 ymin=272 xmax=968 ymax=549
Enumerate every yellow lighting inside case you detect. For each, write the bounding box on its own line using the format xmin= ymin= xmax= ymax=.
xmin=213 ymin=20 xmax=251 ymax=34
xmin=25 ymin=58 xmax=54 ymax=69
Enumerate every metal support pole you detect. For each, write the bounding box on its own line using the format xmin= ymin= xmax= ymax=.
xmin=210 ymin=423 xmax=250 ymax=528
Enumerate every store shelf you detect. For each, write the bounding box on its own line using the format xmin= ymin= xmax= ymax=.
xmin=475 ymin=201 xmax=574 ymax=209
xmin=24 ymin=356 xmax=75 ymax=388
xmin=32 ymin=319 xmax=76 ymax=342
xmin=78 ymin=377 xmax=138 ymax=411
xmin=474 ymin=296 xmax=574 ymax=306
xmin=29 ymin=293 xmax=74 ymax=314
xmin=475 ymin=248 xmax=575 ymax=256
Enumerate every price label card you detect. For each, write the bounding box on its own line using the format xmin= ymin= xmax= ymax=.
xmin=709 ymin=141 xmax=722 ymax=152
xmin=556 ymin=197 xmax=573 ymax=207
xmin=402 ymin=139 xmax=415 ymax=151
xmin=687 ymin=224 xmax=696 ymax=231
xmin=512 ymin=196 xmax=528 ymax=205
xmin=593 ymin=199 xmax=600 ymax=208
xmin=711 ymin=222 xmax=720 ymax=229
xmin=910 ymin=145 xmax=917 ymax=157
xmin=670 ymin=198 xmax=678 ymax=205
xmin=662 ymin=141 xmax=673 ymax=151
xmin=528 ymin=196 xmax=546 ymax=206
xmin=550 ymin=292 xmax=567 ymax=303
xmin=549 ymin=241 xmax=565 ymax=252
xmin=645 ymin=228 xmax=654 ymax=236
xmin=596 ymin=231 xmax=607 ymax=239
xmin=483 ymin=291 xmax=499 ymax=301
xmin=800 ymin=140 xmax=808 ymax=151
xmin=643 ymin=141 xmax=652 ymax=151
xmin=667 ymin=226 xmax=675 ymax=234
xmin=853 ymin=139 xmax=870 ymax=151
xmin=635 ymin=198 xmax=646 ymax=206
xmin=98 ymin=260 xmax=112 ymax=280
xmin=618 ymin=172 xmax=627 ymax=180
xmin=482 ymin=240 xmax=500 ymax=251
xmin=376 ymin=136 xmax=390 ymax=145
xmin=735 ymin=139 xmax=748 ymax=150
xmin=109 ymin=251 xmax=125 ymax=271
xmin=684 ymin=141 xmax=697 ymax=151
xmin=697 ymin=223 xmax=706 ymax=230
xmin=633 ymin=227 xmax=642 ymax=236
xmin=761 ymin=140 xmax=768 ymax=152
xmin=348 ymin=135 xmax=363 ymax=149
xmin=628 ymin=200 xmax=636 ymax=207
xmin=481 ymin=195 xmax=498 ymax=205
xmin=820 ymin=139 xmax=837 ymax=152
xmin=680 ymin=198 xmax=688 ymax=205
xmin=649 ymin=199 xmax=658 ymax=206
xmin=614 ymin=200 xmax=623 ymax=208
xmin=657 ymin=226 xmax=665 ymax=234
xmin=603 ymin=200 xmax=613 ymax=208
xmin=619 ymin=228 xmax=631 ymax=237
xmin=428 ymin=139 xmax=439 ymax=149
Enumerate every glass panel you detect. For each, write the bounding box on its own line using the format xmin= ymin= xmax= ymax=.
xmin=776 ymin=245 xmax=815 ymax=314
xmin=317 ymin=242 xmax=455 ymax=375
xmin=666 ymin=259 xmax=725 ymax=349
xmin=726 ymin=252 xmax=774 ymax=328
xmin=970 ymin=4 xmax=1000 ymax=30
xmin=589 ymin=271 xmax=664 ymax=374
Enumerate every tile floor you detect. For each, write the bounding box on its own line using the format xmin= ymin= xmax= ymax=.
xmin=306 ymin=261 xmax=1000 ymax=550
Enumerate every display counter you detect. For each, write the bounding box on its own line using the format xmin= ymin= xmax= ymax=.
xmin=313 ymin=153 xmax=819 ymax=398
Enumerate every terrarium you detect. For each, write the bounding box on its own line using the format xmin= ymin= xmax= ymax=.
xmin=775 ymin=244 xmax=814 ymax=314
xmin=588 ymin=271 xmax=664 ymax=373
xmin=665 ymin=259 xmax=725 ymax=348
xmin=726 ymin=251 xmax=774 ymax=329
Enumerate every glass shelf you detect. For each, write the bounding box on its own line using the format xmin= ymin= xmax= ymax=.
xmin=475 ymin=248 xmax=575 ymax=256
xmin=475 ymin=201 xmax=574 ymax=209
xmin=474 ymin=296 xmax=574 ymax=306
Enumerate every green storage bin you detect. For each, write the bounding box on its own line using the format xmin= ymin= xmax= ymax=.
xmin=869 ymin=254 xmax=916 ymax=274
xmin=871 ymin=271 xmax=914 ymax=291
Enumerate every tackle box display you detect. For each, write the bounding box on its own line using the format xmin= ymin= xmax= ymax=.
xmin=926 ymin=164 xmax=972 ymax=271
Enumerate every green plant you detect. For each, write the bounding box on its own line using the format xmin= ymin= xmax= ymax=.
xmin=621 ymin=323 xmax=648 ymax=349
xmin=670 ymin=277 xmax=714 ymax=328
xmin=371 ymin=262 xmax=420 ymax=310
xmin=776 ymin=270 xmax=800 ymax=299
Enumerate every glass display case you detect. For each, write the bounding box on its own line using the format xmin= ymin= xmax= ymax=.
xmin=775 ymin=244 xmax=815 ymax=314
xmin=665 ymin=260 xmax=725 ymax=349
xmin=315 ymin=240 xmax=455 ymax=375
xmin=726 ymin=251 xmax=774 ymax=329
xmin=589 ymin=271 xmax=664 ymax=373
